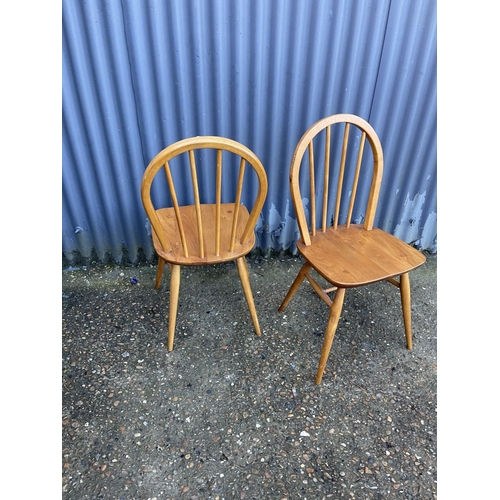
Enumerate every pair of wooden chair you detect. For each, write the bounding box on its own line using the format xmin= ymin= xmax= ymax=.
xmin=140 ymin=114 xmax=426 ymax=384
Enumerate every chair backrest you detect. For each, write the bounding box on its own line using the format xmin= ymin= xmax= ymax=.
xmin=141 ymin=136 xmax=268 ymax=259
xmin=290 ymin=114 xmax=384 ymax=246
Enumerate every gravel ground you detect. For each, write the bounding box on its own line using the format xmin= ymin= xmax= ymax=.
xmin=62 ymin=252 xmax=437 ymax=500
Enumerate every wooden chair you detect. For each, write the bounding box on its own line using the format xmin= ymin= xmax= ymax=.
xmin=141 ymin=136 xmax=268 ymax=351
xmin=279 ymin=114 xmax=426 ymax=384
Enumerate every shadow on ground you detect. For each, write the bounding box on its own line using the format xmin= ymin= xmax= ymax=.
xmin=62 ymin=252 xmax=437 ymax=500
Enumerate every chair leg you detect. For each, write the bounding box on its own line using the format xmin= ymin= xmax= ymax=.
xmin=167 ymin=264 xmax=181 ymax=351
xmin=400 ymin=272 xmax=413 ymax=350
xmin=155 ymin=257 xmax=166 ymax=289
xmin=315 ymin=288 xmax=346 ymax=385
xmin=278 ymin=262 xmax=313 ymax=312
xmin=235 ymin=257 xmax=261 ymax=336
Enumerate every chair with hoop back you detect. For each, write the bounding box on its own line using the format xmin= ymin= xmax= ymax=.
xmin=141 ymin=136 xmax=268 ymax=351
xmin=279 ymin=114 xmax=426 ymax=384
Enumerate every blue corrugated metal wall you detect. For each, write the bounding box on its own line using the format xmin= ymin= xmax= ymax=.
xmin=62 ymin=0 xmax=437 ymax=266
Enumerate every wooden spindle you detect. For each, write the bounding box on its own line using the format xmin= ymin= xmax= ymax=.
xmin=321 ymin=125 xmax=331 ymax=232
xmin=346 ymin=131 xmax=366 ymax=227
xmin=164 ymin=162 xmax=189 ymax=257
xmin=189 ymin=150 xmax=204 ymax=258
xmin=333 ymin=123 xmax=349 ymax=229
xmin=230 ymin=158 xmax=246 ymax=251
xmin=215 ymin=149 xmax=222 ymax=256
xmin=309 ymin=142 xmax=316 ymax=236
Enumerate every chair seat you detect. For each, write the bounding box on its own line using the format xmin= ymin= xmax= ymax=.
xmin=296 ymin=225 xmax=426 ymax=287
xmin=152 ymin=203 xmax=255 ymax=265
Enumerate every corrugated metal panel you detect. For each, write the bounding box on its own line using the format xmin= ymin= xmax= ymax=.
xmin=62 ymin=0 xmax=437 ymax=267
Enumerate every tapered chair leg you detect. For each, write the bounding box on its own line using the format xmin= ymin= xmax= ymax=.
xmin=155 ymin=257 xmax=166 ymax=289
xmin=399 ymin=272 xmax=413 ymax=350
xmin=278 ymin=262 xmax=313 ymax=312
xmin=167 ymin=264 xmax=181 ymax=351
xmin=315 ymin=287 xmax=346 ymax=385
xmin=235 ymin=257 xmax=261 ymax=336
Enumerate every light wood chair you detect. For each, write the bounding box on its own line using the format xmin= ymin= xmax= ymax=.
xmin=279 ymin=114 xmax=426 ymax=384
xmin=141 ymin=136 xmax=268 ymax=351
